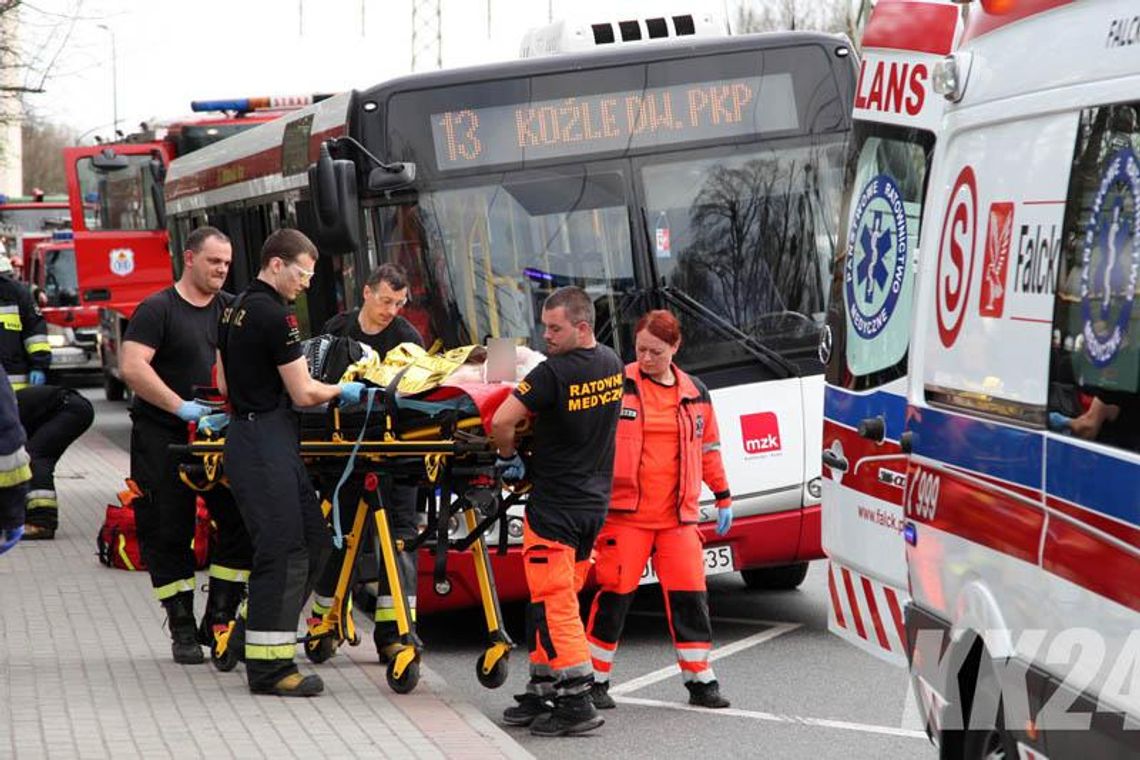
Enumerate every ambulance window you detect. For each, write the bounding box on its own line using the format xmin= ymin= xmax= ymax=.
xmin=824 ymin=123 xmax=933 ymax=390
xmin=1048 ymin=102 xmax=1140 ymax=452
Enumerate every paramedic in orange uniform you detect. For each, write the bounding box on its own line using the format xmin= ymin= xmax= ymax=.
xmin=585 ymin=309 xmax=733 ymax=710
xmin=491 ymin=286 xmax=623 ymax=737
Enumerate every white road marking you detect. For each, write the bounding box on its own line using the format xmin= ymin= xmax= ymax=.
xmin=609 ymin=622 xmax=800 ymax=696
xmin=614 ymin=696 xmax=929 ymax=740
xmin=626 ymin=609 xmax=793 ymax=627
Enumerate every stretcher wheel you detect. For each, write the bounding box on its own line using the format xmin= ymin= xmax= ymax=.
xmin=212 ymin=644 xmax=239 ymax=672
xmin=305 ymin=635 xmax=338 ymax=664
xmin=386 ymin=658 xmax=420 ymax=694
xmin=475 ymin=653 xmax=509 ymax=689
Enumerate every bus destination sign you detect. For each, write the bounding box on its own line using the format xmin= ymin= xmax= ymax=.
xmin=430 ymin=73 xmax=796 ymax=171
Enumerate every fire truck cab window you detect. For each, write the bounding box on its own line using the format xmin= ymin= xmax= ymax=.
xmin=76 ymin=154 xmax=162 ymax=232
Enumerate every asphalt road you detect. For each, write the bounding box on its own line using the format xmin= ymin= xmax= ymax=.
xmin=81 ymin=385 xmax=933 ymax=760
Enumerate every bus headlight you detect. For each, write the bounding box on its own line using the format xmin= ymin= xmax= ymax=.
xmin=806 ymin=477 xmax=822 ymax=500
xmin=506 ymin=516 xmax=524 ymax=539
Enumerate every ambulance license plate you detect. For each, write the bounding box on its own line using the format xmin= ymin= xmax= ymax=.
xmin=639 ymin=545 xmax=734 ymax=586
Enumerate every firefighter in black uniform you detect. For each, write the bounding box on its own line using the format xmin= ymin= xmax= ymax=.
xmin=217 ymin=228 xmax=364 ymax=697
xmin=0 ymin=370 xmax=32 ymax=556
xmin=491 ymin=286 xmax=624 ymax=737
xmin=17 ymin=385 xmax=95 ymax=539
xmin=314 ymin=262 xmax=424 ymax=662
xmin=0 ymin=251 xmax=51 ymax=390
xmin=121 ymin=227 xmax=253 ymax=664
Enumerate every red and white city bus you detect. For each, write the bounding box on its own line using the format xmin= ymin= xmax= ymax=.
xmin=66 ymin=98 xmax=327 ymax=396
xmin=821 ymin=0 xmax=961 ymax=666
xmin=162 ymin=23 xmax=858 ymax=611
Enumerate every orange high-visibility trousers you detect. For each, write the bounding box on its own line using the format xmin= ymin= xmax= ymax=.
xmin=523 ymin=520 xmax=595 ymax=697
xmin=586 ymin=521 xmax=716 ymax=686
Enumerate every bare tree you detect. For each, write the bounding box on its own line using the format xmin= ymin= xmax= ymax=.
xmin=735 ymin=0 xmax=871 ymax=46
xmin=22 ymin=115 xmax=75 ymax=194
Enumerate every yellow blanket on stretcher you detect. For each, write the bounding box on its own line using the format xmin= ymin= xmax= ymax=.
xmin=338 ymin=342 xmax=485 ymax=395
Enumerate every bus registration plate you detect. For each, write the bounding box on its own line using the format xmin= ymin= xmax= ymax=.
xmin=640 ymin=545 xmax=734 ymax=586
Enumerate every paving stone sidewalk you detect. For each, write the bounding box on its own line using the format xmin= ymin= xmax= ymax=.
xmin=0 ymin=428 xmax=532 ymax=760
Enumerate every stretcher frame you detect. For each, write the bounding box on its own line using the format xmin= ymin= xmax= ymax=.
xmin=176 ymin=402 xmax=521 ymax=694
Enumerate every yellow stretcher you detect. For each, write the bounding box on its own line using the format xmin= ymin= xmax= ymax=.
xmin=176 ymin=395 xmax=523 ymax=695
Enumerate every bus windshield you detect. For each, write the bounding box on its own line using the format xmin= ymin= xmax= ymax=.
xmin=407 ymin=165 xmax=635 ymax=350
xmin=644 ymin=139 xmax=845 ymax=372
xmin=76 ymin=154 xmax=163 ymax=231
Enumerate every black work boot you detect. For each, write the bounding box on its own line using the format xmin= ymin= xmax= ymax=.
xmin=502 ymin=693 xmax=553 ymax=727
xmin=163 ymin=591 xmax=205 ymax=665
xmin=686 ymin=680 xmax=731 ymax=709
xmin=250 ymin=671 xmax=324 ymax=697
xmin=530 ymin=692 xmax=604 ymax=736
xmin=197 ymin=578 xmax=245 ymax=647
xmin=590 ymin=680 xmax=616 ymax=710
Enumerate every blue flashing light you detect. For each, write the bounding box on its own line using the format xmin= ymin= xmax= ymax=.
xmin=0 ymin=194 xmax=7 ymax=205
xmin=51 ymin=230 xmax=74 ymax=242
xmin=192 ymin=98 xmax=254 ymax=113
xmin=903 ymin=522 xmax=917 ymax=546
xmin=84 ymin=192 xmax=99 ymax=204
xmin=523 ymin=267 xmax=553 ymax=282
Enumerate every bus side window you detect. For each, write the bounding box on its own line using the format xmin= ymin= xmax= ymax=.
xmin=1048 ymin=101 xmax=1140 ymax=452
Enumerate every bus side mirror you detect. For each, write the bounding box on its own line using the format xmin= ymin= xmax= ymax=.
xmin=367 ymin=162 xmax=416 ymax=193
xmin=90 ymin=148 xmax=129 ymax=171
xmin=307 ymin=144 xmax=361 ymax=253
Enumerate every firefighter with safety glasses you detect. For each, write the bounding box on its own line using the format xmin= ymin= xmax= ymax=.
xmin=216 ymin=228 xmax=364 ymax=697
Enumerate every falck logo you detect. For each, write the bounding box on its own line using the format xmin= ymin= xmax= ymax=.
xmin=979 ymin=202 xmax=1013 ymax=318
xmin=109 ymin=248 xmax=135 ymax=277
xmin=1080 ymin=147 xmax=1140 ymax=368
xmin=740 ymin=412 xmax=781 ymax=457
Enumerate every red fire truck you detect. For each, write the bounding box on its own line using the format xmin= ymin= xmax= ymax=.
xmin=69 ymin=97 xmax=328 ymax=398
xmin=0 ymin=193 xmax=71 ymax=278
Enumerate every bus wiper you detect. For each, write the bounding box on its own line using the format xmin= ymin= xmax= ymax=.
xmin=659 ymin=286 xmax=799 ymax=379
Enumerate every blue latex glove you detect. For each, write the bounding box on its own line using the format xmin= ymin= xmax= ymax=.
xmin=28 ymin=370 xmax=46 ymax=386
xmin=338 ymin=381 xmax=366 ymax=407
xmin=496 ymin=453 xmax=526 ymax=484
xmin=199 ymin=412 xmax=231 ymax=436
xmin=176 ymin=400 xmax=211 ymax=422
xmin=0 ymin=525 xmax=24 ymax=555
xmin=1048 ymin=412 xmax=1072 ymax=434
xmin=716 ymin=506 xmax=733 ymax=536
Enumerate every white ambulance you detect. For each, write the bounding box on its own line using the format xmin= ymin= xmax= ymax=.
xmin=835 ymin=0 xmax=1140 ymax=757
xmin=821 ymin=0 xmax=961 ymax=666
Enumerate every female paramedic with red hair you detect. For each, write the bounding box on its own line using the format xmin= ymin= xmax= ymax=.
xmin=586 ymin=309 xmax=733 ymax=710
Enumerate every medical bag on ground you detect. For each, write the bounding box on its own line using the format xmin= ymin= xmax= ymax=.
xmin=97 ymin=479 xmax=211 ymax=571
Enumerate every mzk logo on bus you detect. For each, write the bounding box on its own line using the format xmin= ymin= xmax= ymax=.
xmin=845 ymin=174 xmax=908 ymax=339
xmin=740 ymin=412 xmax=781 ymax=458
xmin=1080 ymin=146 xmax=1140 ymax=368
xmin=109 ymin=248 xmax=135 ymax=277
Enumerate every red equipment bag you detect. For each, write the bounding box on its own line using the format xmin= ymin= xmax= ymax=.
xmin=97 ymin=479 xmax=211 ymax=571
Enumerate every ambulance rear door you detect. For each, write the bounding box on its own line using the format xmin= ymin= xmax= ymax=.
xmin=820 ymin=0 xmax=959 ymax=665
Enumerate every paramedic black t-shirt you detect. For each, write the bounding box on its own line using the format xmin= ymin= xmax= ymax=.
xmin=514 ymin=343 xmax=624 ymax=521
xmin=218 ymin=279 xmax=304 ymax=415
xmin=321 ymin=309 xmax=423 ymax=358
xmin=124 ymin=286 xmax=231 ymax=428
